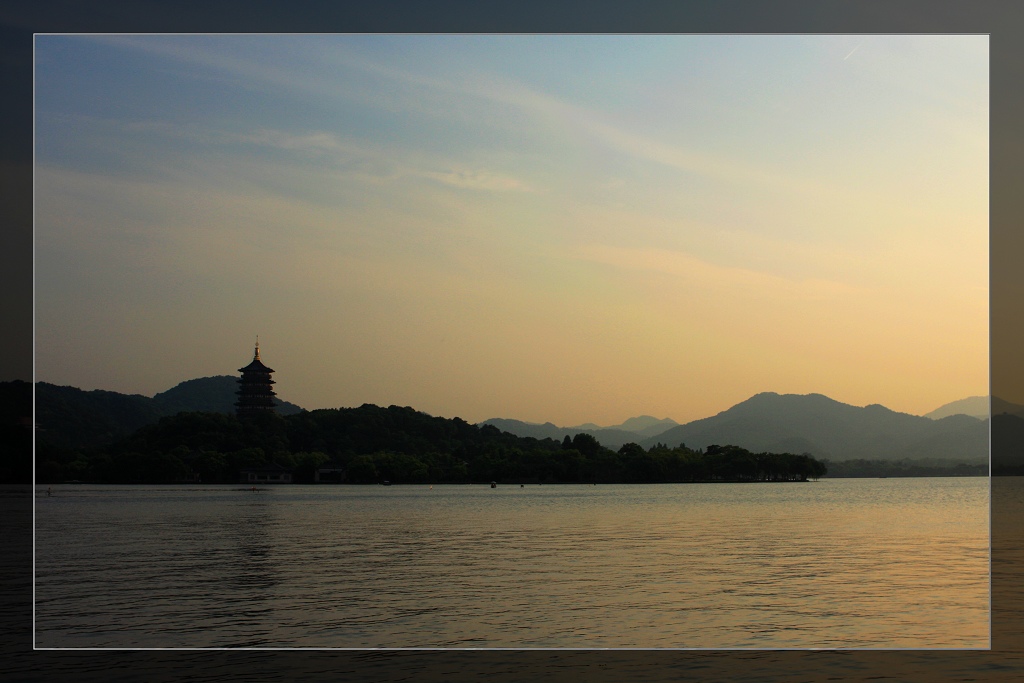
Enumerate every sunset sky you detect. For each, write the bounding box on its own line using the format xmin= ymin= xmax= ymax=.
xmin=33 ymin=34 xmax=988 ymax=426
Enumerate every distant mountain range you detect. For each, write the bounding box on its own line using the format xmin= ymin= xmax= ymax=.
xmin=992 ymin=397 xmax=1024 ymax=417
xmin=34 ymin=376 xmax=302 ymax=450
xmin=485 ymin=393 xmax=990 ymax=464
xmin=635 ymin=392 xmax=988 ymax=463
xmin=924 ymin=395 xmax=1024 ymax=420
xmin=20 ymin=376 xmax=1005 ymax=465
xmin=479 ymin=415 xmax=678 ymax=451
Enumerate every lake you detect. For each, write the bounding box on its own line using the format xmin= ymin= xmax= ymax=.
xmin=33 ymin=478 xmax=989 ymax=649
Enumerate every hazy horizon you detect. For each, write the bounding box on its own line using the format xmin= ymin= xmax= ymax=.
xmin=31 ymin=372 xmax=996 ymax=428
xmin=34 ymin=35 xmax=988 ymax=425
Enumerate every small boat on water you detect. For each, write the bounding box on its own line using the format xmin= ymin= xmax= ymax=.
xmin=382 ymin=480 xmax=391 ymax=486
xmin=490 ymin=481 xmax=497 ymax=488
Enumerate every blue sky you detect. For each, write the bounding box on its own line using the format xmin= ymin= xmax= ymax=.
xmin=34 ymin=35 xmax=988 ymax=424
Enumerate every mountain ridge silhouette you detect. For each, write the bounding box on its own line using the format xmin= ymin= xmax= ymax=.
xmin=634 ymin=392 xmax=987 ymax=462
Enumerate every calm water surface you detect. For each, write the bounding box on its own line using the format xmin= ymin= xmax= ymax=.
xmin=34 ymin=478 xmax=989 ymax=649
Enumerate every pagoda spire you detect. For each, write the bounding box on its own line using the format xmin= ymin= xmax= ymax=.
xmin=254 ymin=335 xmax=261 ymax=360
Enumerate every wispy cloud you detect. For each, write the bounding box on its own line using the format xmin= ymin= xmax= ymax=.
xmin=111 ymin=119 xmax=537 ymax=195
xmin=93 ymin=35 xmax=488 ymax=125
xmin=572 ymin=244 xmax=863 ymax=302
xmin=223 ymin=127 xmax=538 ymax=194
xmin=91 ymin=35 xmax=326 ymax=96
xmin=92 ymin=36 xmax=833 ymax=200
xmin=91 ymin=35 xmax=983 ymax=214
xmin=459 ymin=74 xmax=853 ymax=202
xmin=418 ymin=168 xmax=534 ymax=193
xmin=121 ymin=120 xmax=371 ymax=157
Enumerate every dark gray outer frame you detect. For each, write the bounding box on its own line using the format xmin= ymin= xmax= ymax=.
xmin=2 ymin=2 xmax=1021 ymax=681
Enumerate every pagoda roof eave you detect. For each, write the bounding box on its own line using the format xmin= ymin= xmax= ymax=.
xmin=239 ymin=359 xmax=275 ymax=373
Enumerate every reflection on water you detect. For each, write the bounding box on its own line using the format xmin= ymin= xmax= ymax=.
xmin=34 ymin=479 xmax=988 ymax=648
xmin=230 ymin=501 xmax=277 ymax=591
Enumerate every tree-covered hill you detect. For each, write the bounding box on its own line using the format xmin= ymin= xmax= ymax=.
xmin=33 ymin=402 xmax=829 ymax=486
xmin=11 ymin=380 xmax=1000 ymax=485
xmin=33 ymin=377 xmax=303 ymax=452
xmin=35 ymin=383 xmax=164 ymax=450
xmin=152 ymin=376 xmax=303 ymax=415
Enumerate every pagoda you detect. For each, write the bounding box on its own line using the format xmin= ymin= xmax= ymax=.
xmin=235 ymin=338 xmax=277 ymax=417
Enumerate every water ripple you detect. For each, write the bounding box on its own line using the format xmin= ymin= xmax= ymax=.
xmin=34 ymin=479 xmax=988 ymax=648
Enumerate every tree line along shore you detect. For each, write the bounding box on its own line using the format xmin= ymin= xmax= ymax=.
xmin=34 ymin=404 xmax=835 ymax=485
